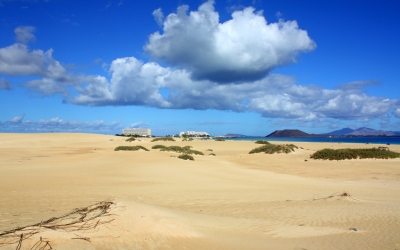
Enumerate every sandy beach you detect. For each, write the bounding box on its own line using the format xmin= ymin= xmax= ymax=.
xmin=1 ymin=133 xmax=400 ymax=249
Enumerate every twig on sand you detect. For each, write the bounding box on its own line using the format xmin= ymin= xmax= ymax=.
xmin=0 ymin=201 xmax=115 ymax=249
xmin=309 ymin=192 xmax=356 ymax=201
xmin=71 ymin=237 xmax=91 ymax=242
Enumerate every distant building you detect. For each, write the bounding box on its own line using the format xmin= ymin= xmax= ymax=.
xmin=179 ymin=131 xmax=210 ymax=137
xmin=123 ymin=128 xmax=152 ymax=137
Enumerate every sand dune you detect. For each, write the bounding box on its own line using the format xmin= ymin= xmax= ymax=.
xmin=1 ymin=133 xmax=400 ymax=249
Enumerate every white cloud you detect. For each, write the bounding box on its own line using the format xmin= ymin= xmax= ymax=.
xmin=14 ymin=26 xmax=36 ymax=44
xmin=0 ymin=44 xmax=66 ymax=78
xmin=337 ymin=80 xmax=380 ymax=91
xmin=70 ymin=56 xmax=399 ymax=121
xmin=152 ymin=8 xmax=164 ymax=26
xmin=128 ymin=121 xmax=147 ymax=128
xmin=0 ymin=78 xmax=12 ymax=90
xmin=0 ymin=117 xmax=122 ymax=133
xmin=9 ymin=114 xmax=25 ymax=123
xmin=0 ymin=43 xmax=80 ymax=95
xmin=145 ymin=0 xmax=315 ymax=83
xmin=393 ymin=108 xmax=400 ymax=118
xmin=72 ymin=57 xmax=172 ymax=107
xmin=1 ymin=2 xmax=398 ymax=125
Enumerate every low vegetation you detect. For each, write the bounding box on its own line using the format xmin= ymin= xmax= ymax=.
xmin=209 ymin=153 xmax=216 ymax=156
xmin=178 ymin=154 xmax=194 ymax=161
xmin=125 ymin=137 xmax=136 ymax=142
xmin=310 ymin=148 xmax=400 ymax=160
xmin=152 ymin=145 xmax=204 ymax=161
xmin=249 ymin=143 xmax=298 ymax=154
xmin=255 ymin=140 xmax=270 ymax=144
xmin=114 ymin=146 xmax=149 ymax=151
xmin=182 ymin=138 xmax=194 ymax=141
xmin=159 ymin=146 xmax=203 ymax=155
xmin=151 ymin=137 xmax=176 ymax=142
xmin=215 ymin=138 xmax=225 ymax=141
xmin=151 ymin=145 xmax=166 ymax=150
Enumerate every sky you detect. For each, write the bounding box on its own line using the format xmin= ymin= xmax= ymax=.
xmin=0 ymin=0 xmax=399 ymax=136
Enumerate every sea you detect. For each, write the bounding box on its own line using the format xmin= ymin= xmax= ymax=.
xmin=223 ymin=136 xmax=400 ymax=145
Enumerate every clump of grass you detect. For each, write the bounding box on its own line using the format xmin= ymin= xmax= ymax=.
xmin=255 ymin=140 xmax=270 ymax=144
xmin=178 ymin=154 xmax=194 ymax=161
xmin=151 ymin=137 xmax=175 ymax=142
xmin=186 ymin=149 xmax=204 ymax=155
xmin=151 ymin=145 xmax=166 ymax=150
xmin=160 ymin=145 xmax=186 ymax=153
xmin=157 ymin=145 xmax=204 ymax=155
xmin=209 ymin=153 xmax=216 ymax=156
xmin=249 ymin=143 xmax=298 ymax=154
xmin=182 ymin=138 xmax=194 ymax=141
xmin=206 ymin=149 xmax=213 ymax=152
xmin=114 ymin=146 xmax=149 ymax=151
xmin=125 ymin=137 xmax=136 ymax=142
xmin=310 ymin=148 xmax=400 ymax=160
xmin=215 ymin=138 xmax=225 ymax=141
xmin=152 ymin=145 xmax=204 ymax=160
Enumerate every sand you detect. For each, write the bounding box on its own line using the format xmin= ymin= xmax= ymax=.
xmin=0 ymin=133 xmax=399 ymax=249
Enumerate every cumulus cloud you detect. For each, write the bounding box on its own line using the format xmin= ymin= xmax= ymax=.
xmin=0 ymin=117 xmax=122 ymax=133
xmin=0 ymin=43 xmax=80 ymax=95
xmin=14 ymin=26 xmax=36 ymax=44
xmin=0 ymin=78 xmax=12 ymax=90
xmin=0 ymin=44 xmax=65 ymax=77
xmin=145 ymin=0 xmax=316 ymax=83
xmin=69 ymin=56 xmax=399 ymax=121
xmin=2 ymin=2 xmax=399 ymax=125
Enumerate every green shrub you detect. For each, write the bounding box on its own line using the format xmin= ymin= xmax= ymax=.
xmin=125 ymin=137 xmax=136 ymax=142
xmin=310 ymin=148 xmax=400 ymax=160
xmin=249 ymin=143 xmax=298 ymax=154
xmin=152 ymin=145 xmax=204 ymax=156
xmin=157 ymin=145 xmax=204 ymax=155
xmin=255 ymin=140 xmax=270 ymax=144
xmin=182 ymin=138 xmax=194 ymax=141
xmin=160 ymin=145 xmax=186 ymax=153
xmin=206 ymin=149 xmax=213 ymax=151
xmin=114 ymin=146 xmax=149 ymax=151
xmin=186 ymin=149 xmax=204 ymax=155
xmin=209 ymin=153 xmax=216 ymax=156
xmin=215 ymin=138 xmax=225 ymax=141
xmin=178 ymin=154 xmax=194 ymax=161
xmin=151 ymin=137 xmax=176 ymax=142
xmin=152 ymin=145 xmax=166 ymax=150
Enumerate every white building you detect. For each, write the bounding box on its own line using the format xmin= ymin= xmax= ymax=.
xmin=123 ymin=128 xmax=152 ymax=137
xmin=179 ymin=131 xmax=210 ymax=137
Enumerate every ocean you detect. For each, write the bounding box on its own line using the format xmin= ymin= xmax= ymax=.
xmin=223 ymin=136 xmax=400 ymax=145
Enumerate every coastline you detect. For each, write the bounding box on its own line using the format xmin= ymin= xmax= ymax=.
xmin=224 ymin=136 xmax=400 ymax=145
xmin=1 ymin=133 xmax=400 ymax=249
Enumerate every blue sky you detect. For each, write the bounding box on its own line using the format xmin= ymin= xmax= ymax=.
xmin=0 ymin=0 xmax=399 ymax=136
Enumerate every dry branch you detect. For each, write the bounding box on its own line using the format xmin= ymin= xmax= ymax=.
xmin=0 ymin=201 xmax=115 ymax=249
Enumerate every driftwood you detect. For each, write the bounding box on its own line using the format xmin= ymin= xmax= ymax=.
xmin=0 ymin=201 xmax=114 ymax=249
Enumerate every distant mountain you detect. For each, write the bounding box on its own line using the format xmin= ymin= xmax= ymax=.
xmin=321 ymin=128 xmax=354 ymax=136
xmin=225 ymin=133 xmax=247 ymax=137
xmin=322 ymin=127 xmax=398 ymax=136
xmin=266 ymin=129 xmax=311 ymax=137
xmin=348 ymin=127 xmax=396 ymax=136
